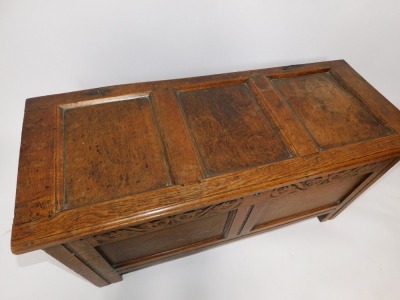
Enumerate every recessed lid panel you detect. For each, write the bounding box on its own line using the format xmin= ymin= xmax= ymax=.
xmin=272 ymin=72 xmax=391 ymax=149
xmin=177 ymin=83 xmax=291 ymax=176
xmin=62 ymin=97 xmax=171 ymax=209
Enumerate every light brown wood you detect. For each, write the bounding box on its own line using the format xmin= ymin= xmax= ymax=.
xmin=12 ymin=60 xmax=400 ymax=286
xmin=14 ymin=108 xmax=57 ymax=223
xmin=150 ymin=88 xmax=204 ymax=183
xmin=63 ymin=97 xmax=171 ymax=209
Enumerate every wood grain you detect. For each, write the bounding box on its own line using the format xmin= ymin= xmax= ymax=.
xmin=272 ymin=72 xmax=390 ymax=149
xmin=63 ymin=97 xmax=171 ymax=208
xmin=12 ymin=60 xmax=400 ymax=286
xmin=252 ymin=173 xmax=369 ymax=228
xmin=12 ymin=134 xmax=400 ymax=254
xmin=97 ymin=212 xmax=229 ymax=267
xmin=14 ymin=107 xmax=56 ymax=223
xmin=178 ymin=83 xmax=290 ymax=175
xmin=150 ymin=88 xmax=204 ymax=183
xmin=247 ymin=75 xmax=320 ymax=156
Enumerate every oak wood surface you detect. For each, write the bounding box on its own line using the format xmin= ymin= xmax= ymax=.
xmin=247 ymin=75 xmax=319 ymax=156
xmin=12 ymin=133 xmax=400 ymax=254
xmin=63 ymin=97 xmax=171 ymax=209
xmin=177 ymin=83 xmax=290 ymax=175
xmin=12 ymin=60 xmax=400 ymax=286
xmin=272 ymin=72 xmax=390 ymax=149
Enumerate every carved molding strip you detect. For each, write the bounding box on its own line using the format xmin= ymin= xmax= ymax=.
xmin=91 ymin=198 xmax=241 ymax=246
xmin=259 ymin=162 xmax=379 ymax=199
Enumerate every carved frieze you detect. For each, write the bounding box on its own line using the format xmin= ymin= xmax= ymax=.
xmin=91 ymin=198 xmax=241 ymax=246
xmin=260 ymin=162 xmax=378 ymax=199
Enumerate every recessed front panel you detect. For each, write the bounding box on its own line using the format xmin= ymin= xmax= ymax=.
xmin=97 ymin=212 xmax=231 ymax=267
xmin=272 ymin=72 xmax=390 ymax=149
xmin=252 ymin=172 xmax=370 ymax=230
xmin=177 ymin=84 xmax=290 ymax=176
xmin=63 ymin=98 xmax=171 ymax=209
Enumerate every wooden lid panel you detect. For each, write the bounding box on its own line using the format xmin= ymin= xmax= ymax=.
xmin=62 ymin=97 xmax=172 ymax=209
xmin=272 ymin=72 xmax=391 ymax=150
xmin=177 ymin=83 xmax=291 ymax=176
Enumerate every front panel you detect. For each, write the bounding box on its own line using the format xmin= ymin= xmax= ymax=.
xmin=97 ymin=212 xmax=230 ymax=268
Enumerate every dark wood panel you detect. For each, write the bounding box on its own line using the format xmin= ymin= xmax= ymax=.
xmin=63 ymin=98 xmax=171 ymax=209
xmin=177 ymin=83 xmax=290 ymax=175
xmin=272 ymin=72 xmax=390 ymax=149
xmin=116 ymin=210 xmax=333 ymax=275
xmin=97 ymin=212 xmax=230 ymax=266
xmin=252 ymin=173 xmax=369 ymax=229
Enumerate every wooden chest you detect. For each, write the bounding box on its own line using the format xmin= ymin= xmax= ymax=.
xmin=12 ymin=60 xmax=400 ymax=286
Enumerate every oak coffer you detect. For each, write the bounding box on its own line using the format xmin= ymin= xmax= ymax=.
xmin=12 ymin=60 xmax=400 ymax=286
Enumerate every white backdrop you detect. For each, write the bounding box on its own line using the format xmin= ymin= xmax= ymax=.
xmin=1 ymin=1 xmax=399 ymax=299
